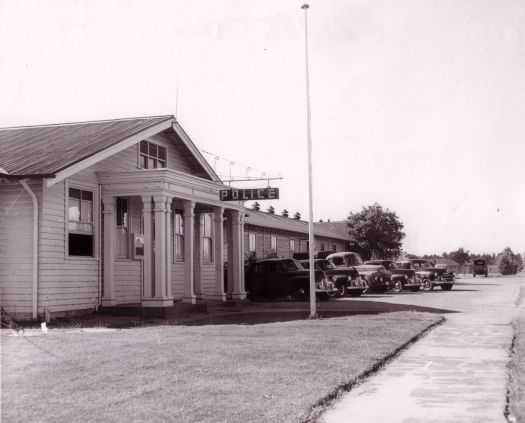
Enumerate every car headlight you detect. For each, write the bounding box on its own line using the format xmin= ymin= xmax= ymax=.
xmin=374 ymin=276 xmax=378 ymax=281
xmin=404 ymin=275 xmax=408 ymax=280
xmin=434 ymin=272 xmax=438 ymax=277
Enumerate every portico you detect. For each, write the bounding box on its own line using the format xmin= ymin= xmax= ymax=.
xmin=98 ymin=168 xmax=246 ymax=311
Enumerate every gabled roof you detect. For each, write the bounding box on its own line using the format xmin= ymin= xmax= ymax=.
xmin=244 ymin=210 xmax=349 ymax=241
xmin=0 ymin=116 xmax=219 ymax=183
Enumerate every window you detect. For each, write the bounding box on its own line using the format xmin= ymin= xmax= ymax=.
xmin=174 ymin=212 xmax=184 ymax=261
xmin=332 ymin=244 xmax=337 ymax=252
xmin=116 ymin=198 xmax=129 ymax=258
xmin=68 ymin=188 xmax=94 ymax=256
xmin=320 ymin=242 xmax=325 ymax=252
xmin=202 ymin=213 xmax=212 ymax=261
xmin=270 ymin=235 xmax=277 ymax=253
xmin=289 ymin=239 xmax=295 ymax=253
xmin=139 ymin=140 xmax=167 ymax=169
xmin=249 ymin=233 xmax=256 ymax=253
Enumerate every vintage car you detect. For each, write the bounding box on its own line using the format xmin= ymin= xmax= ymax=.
xmin=325 ymin=252 xmax=390 ymax=293
xmin=473 ymin=259 xmax=488 ymax=277
xmin=364 ymin=259 xmax=420 ymax=292
xmin=397 ymin=259 xmax=455 ymax=291
xmin=245 ymin=258 xmax=337 ymax=301
xmin=299 ymin=259 xmax=366 ymax=297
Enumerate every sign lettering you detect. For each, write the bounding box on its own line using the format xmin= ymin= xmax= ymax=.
xmin=219 ymin=188 xmax=280 ymax=201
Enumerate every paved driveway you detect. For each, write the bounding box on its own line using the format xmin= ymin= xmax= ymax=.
xmin=322 ymin=275 xmax=525 ymax=423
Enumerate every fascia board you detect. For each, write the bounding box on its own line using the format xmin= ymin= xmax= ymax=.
xmin=45 ymin=119 xmax=174 ymax=188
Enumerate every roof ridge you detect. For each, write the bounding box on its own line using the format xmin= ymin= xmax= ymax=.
xmin=0 ymin=115 xmax=174 ymax=131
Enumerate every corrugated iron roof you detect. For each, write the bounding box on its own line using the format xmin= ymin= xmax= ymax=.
xmin=244 ymin=210 xmax=349 ymax=241
xmin=0 ymin=116 xmax=174 ymax=177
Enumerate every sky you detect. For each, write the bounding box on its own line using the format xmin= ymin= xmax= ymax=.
xmin=1 ymin=0 xmax=524 ymax=256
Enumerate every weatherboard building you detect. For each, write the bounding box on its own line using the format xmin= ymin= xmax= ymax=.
xmin=0 ymin=116 xmax=349 ymax=321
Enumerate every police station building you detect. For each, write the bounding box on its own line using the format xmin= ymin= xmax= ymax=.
xmin=0 ymin=116 xmax=347 ymax=321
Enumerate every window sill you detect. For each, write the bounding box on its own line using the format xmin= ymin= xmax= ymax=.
xmin=66 ymin=256 xmax=99 ymax=261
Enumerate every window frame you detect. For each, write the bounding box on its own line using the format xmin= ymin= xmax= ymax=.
xmin=115 ymin=197 xmax=129 ymax=259
xmin=173 ymin=210 xmax=184 ymax=262
xmin=270 ymin=235 xmax=277 ymax=253
xmin=289 ymin=239 xmax=295 ymax=254
xmin=249 ymin=232 xmax=256 ymax=253
xmin=138 ymin=140 xmax=167 ymax=169
xmin=66 ymin=181 xmax=98 ymax=259
xmin=201 ymin=213 xmax=213 ymax=262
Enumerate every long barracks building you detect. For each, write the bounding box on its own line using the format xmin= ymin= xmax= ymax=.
xmin=0 ymin=116 xmax=350 ymax=321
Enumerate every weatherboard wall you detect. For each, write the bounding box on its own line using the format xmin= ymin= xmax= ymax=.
xmin=0 ymin=180 xmax=41 ymax=319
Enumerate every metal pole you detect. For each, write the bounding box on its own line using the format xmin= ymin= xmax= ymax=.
xmin=301 ymin=3 xmax=316 ymax=319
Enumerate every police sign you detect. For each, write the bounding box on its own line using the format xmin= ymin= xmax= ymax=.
xmin=220 ymin=188 xmax=279 ymax=201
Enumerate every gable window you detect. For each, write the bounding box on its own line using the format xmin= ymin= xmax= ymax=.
xmin=289 ymin=239 xmax=295 ymax=253
xmin=202 ymin=213 xmax=213 ymax=261
xmin=249 ymin=233 xmax=256 ymax=253
xmin=139 ymin=140 xmax=167 ymax=169
xmin=68 ymin=188 xmax=93 ymax=256
xmin=116 ymin=198 xmax=129 ymax=258
xmin=174 ymin=212 xmax=184 ymax=261
xmin=270 ymin=235 xmax=277 ymax=253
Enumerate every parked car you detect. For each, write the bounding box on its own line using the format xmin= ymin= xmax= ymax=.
xmin=299 ymin=259 xmax=366 ymax=297
xmin=245 ymin=258 xmax=337 ymax=301
xmin=473 ymin=259 xmax=488 ymax=277
xmin=365 ymin=259 xmax=420 ymax=292
xmin=326 ymin=252 xmax=390 ymax=293
xmin=397 ymin=259 xmax=455 ymax=291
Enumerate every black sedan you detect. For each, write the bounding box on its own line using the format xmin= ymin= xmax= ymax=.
xmin=245 ymin=258 xmax=337 ymax=301
xmin=299 ymin=259 xmax=366 ymax=297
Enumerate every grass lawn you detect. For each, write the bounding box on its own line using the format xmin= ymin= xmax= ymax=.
xmin=2 ymin=311 xmax=441 ymax=423
xmin=509 ymin=318 xmax=525 ymax=422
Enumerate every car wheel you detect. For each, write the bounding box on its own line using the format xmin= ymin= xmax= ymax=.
xmin=410 ymin=286 xmax=420 ymax=292
xmin=441 ymin=284 xmax=453 ymax=291
xmin=392 ymin=280 xmax=403 ymax=293
xmin=421 ymin=279 xmax=433 ymax=291
xmin=293 ymin=287 xmax=308 ymax=302
xmin=349 ymin=290 xmax=363 ymax=297
xmin=336 ymin=283 xmax=346 ymax=297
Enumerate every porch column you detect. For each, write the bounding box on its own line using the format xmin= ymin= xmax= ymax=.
xmin=182 ymin=200 xmax=196 ymax=304
xmin=213 ymin=207 xmax=226 ymax=301
xmin=142 ymin=195 xmax=173 ymax=307
xmin=101 ymin=196 xmax=117 ymax=306
xmin=194 ymin=211 xmax=203 ymax=299
xmin=141 ymin=196 xmax=154 ymax=300
xmin=230 ymin=209 xmax=247 ymax=300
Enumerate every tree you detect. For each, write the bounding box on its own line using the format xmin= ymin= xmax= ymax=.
xmin=267 ymin=205 xmax=275 ymax=214
xmin=497 ymin=247 xmax=522 ymax=275
xmin=252 ymin=202 xmax=260 ymax=211
xmin=281 ymin=209 xmax=289 ymax=217
xmin=293 ymin=212 xmax=301 ymax=220
xmin=346 ymin=203 xmax=405 ymax=260
xmin=448 ymin=248 xmax=470 ymax=265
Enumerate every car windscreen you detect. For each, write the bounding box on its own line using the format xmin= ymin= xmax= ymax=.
xmin=316 ymin=260 xmax=334 ymax=271
xmin=279 ymin=259 xmax=302 ymax=272
xmin=344 ymin=254 xmax=362 ymax=266
xmin=474 ymin=260 xmax=486 ymax=265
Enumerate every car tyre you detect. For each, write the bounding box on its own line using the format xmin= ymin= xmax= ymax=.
xmin=392 ymin=280 xmax=403 ymax=293
xmin=336 ymin=283 xmax=346 ymax=297
xmin=293 ymin=287 xmax=308 ymax=302
xmin=421 ymin=279 xmax=433 ymax=291
xmin=441 ymin=284 xmax=453 ymax=291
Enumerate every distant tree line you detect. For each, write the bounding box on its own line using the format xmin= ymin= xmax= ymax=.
xmin=407 ymin=247 xmax=524 ymax=275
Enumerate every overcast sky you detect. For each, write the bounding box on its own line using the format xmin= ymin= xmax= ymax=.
xmin=1 ymin=0 xmax=524 ymax=256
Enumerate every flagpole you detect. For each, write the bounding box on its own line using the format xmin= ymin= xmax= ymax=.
xmin=301 ymin=3 xmax=317 ymax=319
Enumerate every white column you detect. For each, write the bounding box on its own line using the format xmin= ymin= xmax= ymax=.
xmin=213 ymin=207 xmax=226 ymax=301
xmin=182 ymin=200 xmax=196 ymax=304
xmin=141 ymin=196 xmax=154 ymax=301
xmin=141 ymin=195 xmax=173 ymax=307
xmin=226 ymin=213 xmax=234 ymax=298
xmin=165 ymin=197 xmax=172 ymax=300
xmin=101 ymin=196 xmax=117 ymax=306
xmin=194 ymin=211 xmax=203 ymax=299
xmin=230 ymin=209 xmax=247 ymax=300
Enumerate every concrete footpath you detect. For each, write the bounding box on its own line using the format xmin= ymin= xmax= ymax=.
xmin=322 ymin=276 xmax=525 ymax=423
